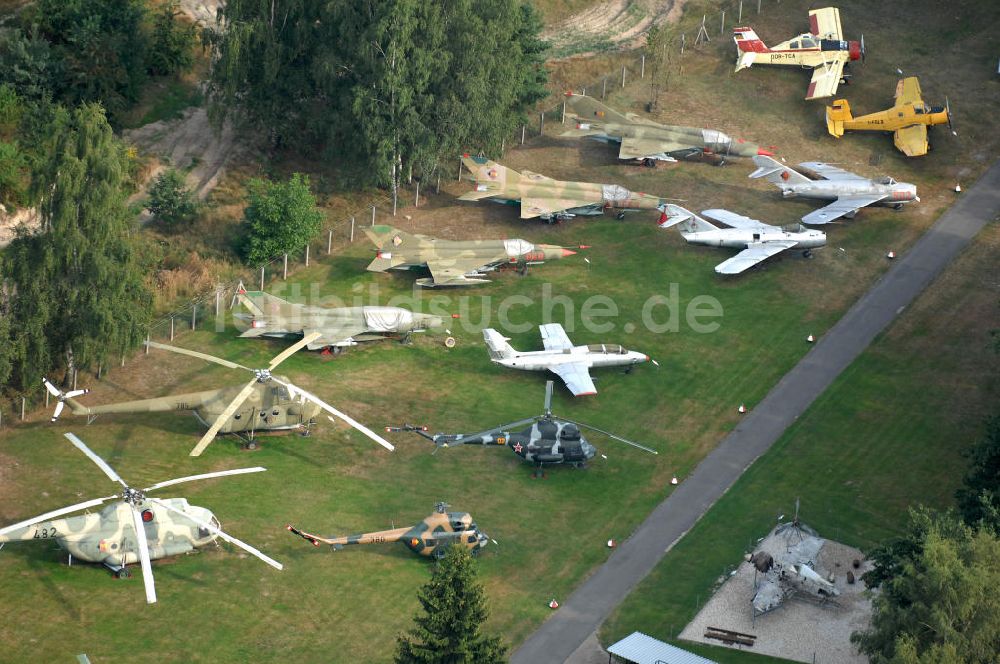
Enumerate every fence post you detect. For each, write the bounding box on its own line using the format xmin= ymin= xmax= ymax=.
xmin=640 ymin=54 xmax=645 ymax=78
xmin=560 ymin=101 xmax=565 ymax=124
xmin=350 ymin=216 xmax=355 ymax=243
xmin=21 ymin=396 xmax=26 ymax=421
xmin=392 ymin=188 xmax=397 ymax=216
xmin=259 ymin=266 xmax=265 ymax=290
xmin=146 ymin=333 xmax=150 ymax=354
xmin=191 ymin=304 xmax=197 ymax=330
xmin=621 ymin=65 xmax=626 ymax=88
xmin=602 ymin=77 xmax=607 ymax=100
xmin=720 ymin=11 xmax=725 ymax=35
xmin=305 ymin=245 xmax=310 ymax=267
xmin=73 ymin=369 xmax=78 ymax=391
xmin=170 ymin=317 xmax=175 ymax=341
xmin=97 ymin=363 xmax=102 ymax=379
xmin=283 ymin=254 xmax=288 ymax=279
xmin=738 ymin=1 xmax=743 ymax=22
xmin=458 ymin=156 xmax=463 ymax=181
xmin=121 ymin=354 xmax=125 ymax=368
xmin=215 ymin=289 xmax=221 ymax=317
xmin=415 ymin=181 xmax=420 ymax=207
xmin=0 ymin=407 xmax=3 ymax=428
xmin=328 ymin=228 xmax=334 ymax=252
xmin=371 ymin=204 xmax=376 ymax=226
xmin=757 ymin=0 xmax=761 ymax=13
xmin=436 ymin=174 xmax=441 ymax=194
xmin=521 ymin=125 xmax=526 ymax=145
xmin=539 ymin=111 xmax=544 ymax=134
xmin=46 ymin=389 xmax=50 ymax=408
xmin=681 ymin=33 xmax=686 ymax=54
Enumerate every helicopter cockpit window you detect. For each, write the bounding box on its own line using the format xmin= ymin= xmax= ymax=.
xmin=800 ymin=37 xmax=816 ymax=48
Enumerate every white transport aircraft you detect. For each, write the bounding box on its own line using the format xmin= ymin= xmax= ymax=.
xmin=658 ymin=204 xmax=827 ymax=275
xmin=482 ymin=324 xmax=652 ymax=396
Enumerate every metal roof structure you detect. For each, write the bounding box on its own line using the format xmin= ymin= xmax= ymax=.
xmin=607 ymin=632 xmax=718 ymax=664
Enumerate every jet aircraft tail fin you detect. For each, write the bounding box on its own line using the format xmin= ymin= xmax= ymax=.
xmin=748 ymin=156 xmax=812 ymax=185
xmin=482 ymin=328 xmax=517 ymax=361
xmin=234 ymin=291 xmax=306 ymax=337
xmin=461 ymin=154 xmax=520 ymax=188
xmin=657 ymin=204 xmax=717 ymax=234
xmin=825 ymin=100 xmax=852 ymax=138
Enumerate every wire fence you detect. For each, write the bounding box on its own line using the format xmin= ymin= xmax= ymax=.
xmin=3 ymin=0 xmax=781 ymax=426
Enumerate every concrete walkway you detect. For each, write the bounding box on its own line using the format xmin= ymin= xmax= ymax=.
xmin=511 ymin=160 xmax=1000 ymax=664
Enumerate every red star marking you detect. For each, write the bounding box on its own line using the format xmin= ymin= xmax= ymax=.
xmin=513 ymin=442 xmax=523 ymax=454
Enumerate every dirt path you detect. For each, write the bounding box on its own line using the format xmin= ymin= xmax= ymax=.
xmin=543 ymin=0 xmax=688 ymax=58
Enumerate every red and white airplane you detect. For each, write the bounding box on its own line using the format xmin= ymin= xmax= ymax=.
xmin=733 ymin=7 xmax=864 ymax=100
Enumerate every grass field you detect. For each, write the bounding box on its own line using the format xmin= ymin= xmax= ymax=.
xmin=1 ymin=0 xmax=999 ymax=662
xmin=601 ymin=221 xmax=1000 ymax=661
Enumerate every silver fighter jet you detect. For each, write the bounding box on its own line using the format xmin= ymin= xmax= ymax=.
xmin=482 ymin=324 xmax=652 ymax=396
xmin=750 ymin=155 xmax=918 ymax=224
xmin=658 ymin=204 xmax=826 ymax=275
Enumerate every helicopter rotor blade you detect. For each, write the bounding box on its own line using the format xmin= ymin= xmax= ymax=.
xmin=63 ymin=433 xmax=128 ymax=488
xmin=128 ymin=504 xmax=158 ymax=604
xmin=0 ymin=495 xmax=118 ymax=538
xmin=143 ymin=467 xmax=267 ymax=493
xmin=543 ymin=381 xmax=553 ymax=415
xmin=189 ymin=378 xmax=259 ymax=457
xmin=42 ymin=378 xmax=62 ymax=397
xmin=555 ymin=417 xmax=658 ymax=454
xmin=150 ymin=498 xmax=284 ymax=571
xmin=267 ymin=332 xmax=322 ymax=371
xmin=145 ymin=341 xmax=251 ymax=372
xmin=486 ymin=416 xmax=542 ymax=435
xmin=52 ymin=401 xmax=65 ymax=421
xmin=275 ymin=378 xmax=394 ymax=451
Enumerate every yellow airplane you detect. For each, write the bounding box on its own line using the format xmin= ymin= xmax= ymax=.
xmin=825 ymin=77 xmax=954 ymax=157
xmin=733 ymin=7 xmax=864 ymax=100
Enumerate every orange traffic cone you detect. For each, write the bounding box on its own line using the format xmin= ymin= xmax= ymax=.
xmin=886 ymin=250 xmax=896 ymax=259
xmin=671 ymin=476 xmax=679 ymax=485
xmin=806 ymin=334 xmax=815 ymax=343
xmin=549 ymin=599 xmax=559 ymax=609
xmin=607 ymin=539 xmax=616 ymax=548
xmin=738 ymin=404 xmax=748 ymax=414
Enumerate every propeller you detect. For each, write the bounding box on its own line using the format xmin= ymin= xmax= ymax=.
xmin=150 ymin=333 xmax=391 ymax=455
xmin=42 ymin=378 xmax=89 ymax=422
xmin=946 ymin=97 xmax=957 ymax=136
xmin=860 ymin=34 xmax=866 ymax=64
xmin=0 ymin=433 xmax=275 ymax=604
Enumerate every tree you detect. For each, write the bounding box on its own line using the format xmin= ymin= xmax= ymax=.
xmin=0 ymin=27 xmax=60 ymax=103
xmin=2 ymin=103 xmax=152 ymax=389
xmin=956 ymin=415 xmax=1000 ymax=533
xmin=241 ymin=173 xmax=323 ymax=266
xmin=146 ymin=1 xmax=198 ymax=76
xmin=853 ymin=509 xmax=1000 ymax=663
xmin=395 ymin=545 xmax=507 ymax=664
xmin=645 ymin=25 xmax=674 ymax=111
xmin=147 ymin=168 xmax=198 ymax=227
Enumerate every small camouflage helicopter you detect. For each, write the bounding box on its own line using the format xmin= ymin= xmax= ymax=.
xmin=43 ymin=332 xmax=394 ymax=457
xmin=287 ymin=502 xmax=490 ymax=559
xmin=387 ymin=381 xmax=656 ymax=475
xmin=0 ymin=433 xmax=283 ymax=604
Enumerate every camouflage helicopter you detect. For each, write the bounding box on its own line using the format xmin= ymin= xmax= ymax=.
xmin=0 ymin=433 xmax=283 ymax=604
xmin=287 ymin=502 xmax=490 ymax=559
xmin=43 ymin=332 xmax=394 ymax=457
xmin=387 ymin=381 xmax=656 ymax=476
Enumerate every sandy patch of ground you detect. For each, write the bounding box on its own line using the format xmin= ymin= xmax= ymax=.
xmin=543 ymin=0 xmax=688 ymax=58
xmin=679 ymin=525 xmax=873 ymax=664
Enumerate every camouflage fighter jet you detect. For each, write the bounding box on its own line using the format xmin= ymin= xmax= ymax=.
xmin=43 ymin=334 xmax=394 ymax=457
xmin=458 ymin=154 xmax=668 ymax=221
xmin=234 ymin=287 xmax=445 ymax=351
xmin=483 ymin=323 xmax=653 ymax=396
xmin=387 ymin=381 xmax=656 ymax=474
xmin=0 ymin=433 xmax=282 ymax=604
xmin=287 ymin=502 xmax=490 ymax=559
xmin=560 ymin=93 xmax=773 ymax=166
xmin=658 ymin=205 xmax=826 ymax=275
xmin=733 ymin=7 xmax=864 ymax=100
xmin=749 ymin=156 xmax=918 ymax=224
xmin=364 ymin=224 xmax=579 ymax=287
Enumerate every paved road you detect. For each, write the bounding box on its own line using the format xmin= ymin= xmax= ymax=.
xmin=511 ymin=161 xmax=1000 ymax=664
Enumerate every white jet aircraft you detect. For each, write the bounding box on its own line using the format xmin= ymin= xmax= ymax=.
xmin=658 ymin=204 xmax=826 ymax=275
xmin=750 ymin=155 xmax=918 ymax=224
xmin=482 ymin=324 xmax=651 ymax=396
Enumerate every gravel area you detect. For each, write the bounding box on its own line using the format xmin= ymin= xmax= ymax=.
xmin=679 ymin=526 xmax=873 ymax=664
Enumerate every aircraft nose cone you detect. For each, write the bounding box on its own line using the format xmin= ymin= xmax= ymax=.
xmin=757 ymin=147 xmax=775 ymax=157
xmin=849 ymin=40 xmax=861 ymax=61
xmin=561 ymin=248 xmax=576 ymax=257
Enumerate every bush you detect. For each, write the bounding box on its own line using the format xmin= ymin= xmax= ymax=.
xmin=147 ymin=1 xmax=198 ymax=77
xmin=147 ymin=168 xmax=198 ymax=227
xmin=241 ymin=173 xmax=323 ymax=266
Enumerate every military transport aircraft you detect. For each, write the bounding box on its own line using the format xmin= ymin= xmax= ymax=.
xmin=658 ymin=205 xmax=826 ymax=275
xmin=733 ymin=7 xmax=864 ymax=100
xmin=458 ymin=154 xmax=667 ymax=221
xmin=482 ymin=323 xmax=653 ymax=396
xmin=749 ymin=156 xmax=918 ymax=224
xmin=387 ymin=381 xmax=656 ymax=473
xmin=560 ymin=93 xmax=773 ymax=166
xmin=287 ymin=502 xmax=490 ymax=559
xmin=234 ymin=287 xmax=444 ymax=351
xmin=0 ymin=432 xmax=282 ymax=604
xmin=364 ymin=224 xmax=579 ymax=287
xmin=826 ymin=77 xmax=954 ymax=156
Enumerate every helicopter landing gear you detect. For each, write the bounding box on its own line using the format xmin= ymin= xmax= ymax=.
xmin=624 ymin=365 xmax=634 ymax=375
xmin=643 ymin=158 xmax=656 ymax=168
xmin=432 ymin=547 xmax=447 ymax=560
xmin=517 ymin=262 xmax=529 ymax=276
xmin=399 ymin=332 xmax=413 ymax=345
xmin=893 ymin=203 xmax=904 ymax=211
xmin=530 ymin=466 xmax=547 ymax=480
xmin=245 ymin=440 xmax=259 ymax=451
xmin=802 ymin=250 xmax=813 ymax=258
xmin=105 ymin=563 xmax=131 ymax=579
xmin=616 ymin=212 xmax=627 ymax=221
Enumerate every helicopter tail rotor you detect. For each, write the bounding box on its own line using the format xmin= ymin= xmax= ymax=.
xmin=42 ymin=378 xmax=89 ymax=422
xmin=287 ymin=524 xmax=322 ymax=547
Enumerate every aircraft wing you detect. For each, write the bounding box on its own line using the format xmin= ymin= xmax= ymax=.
xmin=701 ymin=208 xmax=771 ymax=230
xmin=521 ymin=170 xmax=555 ymax=181
xmin=520 ymin=196 xmax=595 ymax=219
xmin=797 ymin=162 xmax=867 ymax=181
xmin=809 ymin=7 xmax=843 ymax=39
xmin=551 ymin=362 xmax=598 ymax=396
xmin=805 ymin=59 xmax=845 ymax=100
xmin=619 ymin=136 xmax=691 ymax=160
xmin=715 ymin=241 xmax=797 ymax=275
xmin=893 ymin=123 xmax=929 ymax=157
xmin=426 ymin=258 xmax=490 ymax=286
xmin=802 ymin=194 xmax=888 ymax=224
xmin=894 ymin=77 xmax=922 ymax=105
xmin=539 ymin=323 xmax=573 ymax=351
